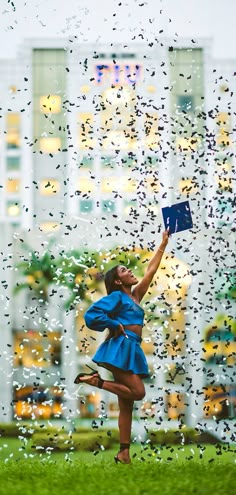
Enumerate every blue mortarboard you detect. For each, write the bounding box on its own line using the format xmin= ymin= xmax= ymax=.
xmin=161 ymin=201 xmax=193 ymax=234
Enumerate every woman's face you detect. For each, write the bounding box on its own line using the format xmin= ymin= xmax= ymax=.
xmin=116 ymin=265 xmax=138 ymax=287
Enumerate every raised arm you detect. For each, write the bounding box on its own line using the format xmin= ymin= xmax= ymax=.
xmin=132 ymin=230 xmax=169 ymax=302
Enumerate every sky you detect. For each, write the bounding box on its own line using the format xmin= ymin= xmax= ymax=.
xmin=0 ymin=0 xmax=234 ymax=60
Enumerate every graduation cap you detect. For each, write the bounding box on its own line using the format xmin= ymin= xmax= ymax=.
xmin=162 ymin=200 xmax=193 ymax=234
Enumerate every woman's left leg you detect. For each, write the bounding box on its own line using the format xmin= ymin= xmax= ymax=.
xmin=112 ymin=367 xmax=144 ymax=464
xmin=116 ymin=396 xmax=134 ymax=463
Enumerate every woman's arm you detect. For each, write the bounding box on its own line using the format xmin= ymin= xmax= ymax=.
xmin=84 ymin=290 xmax=122 ymax=332
xmin=132 ymin=230 xmax=169 ymax=302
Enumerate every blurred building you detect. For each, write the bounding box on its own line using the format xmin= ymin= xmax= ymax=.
xmin=0 ymin=38 xmax=235 ymax=439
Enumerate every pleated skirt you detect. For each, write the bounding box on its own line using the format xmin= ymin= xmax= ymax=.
xmin=92 ymin=330 xmax=149 ymax=378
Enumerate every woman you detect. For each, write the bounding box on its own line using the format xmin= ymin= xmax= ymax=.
xmin=74 ymin=230 xmax=169 ymax=464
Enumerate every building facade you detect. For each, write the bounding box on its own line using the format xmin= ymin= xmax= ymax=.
xmin=0 ymin=38 xmax=235 ymax=440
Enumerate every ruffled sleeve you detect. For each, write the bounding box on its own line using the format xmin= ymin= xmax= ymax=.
xmin=84 ymin=290 xmax=122 ymax=332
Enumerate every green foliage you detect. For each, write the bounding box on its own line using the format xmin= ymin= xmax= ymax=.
xmin=31 ymin=429 xmax=119 ymax=451
xmin=13 ymin=242 xmax=149 ymax=310
xmin=13 ymin=238 xmax=57 ymax=303
xmin=0 ymin=423 xmax=32 ymax=438
xmin=215 ymin=270 xmax=236 ymax=300
xmin=204 ymin=314 xmax=236 ymax=337
xmin=147 ymin=428 xmax=220 ymax=445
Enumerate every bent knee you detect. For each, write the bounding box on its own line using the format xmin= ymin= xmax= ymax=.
xmin=133 ymin=388 xmax=146 ymax=401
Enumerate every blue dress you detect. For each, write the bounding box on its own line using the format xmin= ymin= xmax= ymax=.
xmin=84 ymin=291 xmax=149 ymax=378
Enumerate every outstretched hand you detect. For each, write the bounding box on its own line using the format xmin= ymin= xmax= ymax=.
xmin=162 ymin=228 xmax=170 ymax=245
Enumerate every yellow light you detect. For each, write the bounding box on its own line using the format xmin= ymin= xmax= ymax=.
xmin=40 ymin=95 xmax=61 ymax=113
xmin=217 ymin=177 xmax=232 ymax=190
xmin=120 ymin=176 xmax=136 ymax=192
xmin=216 ymin=112 xmax=230 ymax=125
xmin=146 ymin=85 xmax=156 ymax=93
xmin=178 ymin=179 xmax=198 ymax=194
xmin=6 ymin=178 xmax=20 ymax=193
xmin=103 ymin=87 xmax=131 ymax=105
xmin=9 ymin=85 xmax=17 ymax=93
xmin=6 ymin=113 xmax=20 ymax=148
xmin=155 ymin=257 xmax=192 ymax=291
xmin=216 ymin=134 xmax=231 ymax=147
xmin=7 ymin=113 xmax=20 ymax=126
xmin=123 ymin=204 xmax=136 ymax=215
xmin=145 ymin=133 xmax=159 ymax=150
xmin=40 ymin=179 xmax=60 ymax=195
xmin=77 ymin=177 xmax=95 ymax=193
xmin=101 ymin=177 xmax=117 ymax=192
xmin=80 ymin=85 xmax=90 ymax=93
xmin=146 ymin=179 xmax=160 ymax=193
xmin=176 ymin=137 xmax=199 ymax=152
xmin=7 ymin=204 xmax=20 ymax=216
xmin=39 ymin=137 xmax=61 ymax=153
xmin=40 ymin=222 xmax=60 ymax=232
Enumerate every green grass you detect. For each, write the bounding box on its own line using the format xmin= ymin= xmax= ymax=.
xmin=0 ymin=438 xmax=235 ymax=495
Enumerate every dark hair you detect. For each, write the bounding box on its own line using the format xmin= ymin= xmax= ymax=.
xmin=104 ymin=265 xmax=120 ymax=294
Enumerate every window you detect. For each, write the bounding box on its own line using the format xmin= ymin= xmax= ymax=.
xmin=40 ymin=222 xmax=60 ymax=232
xmin=6 ymin=113 xmax=20 ymax=149
xmin=40 ymin=95 xmax=61 ymax=113
xmin=177 ymin=95 xmax=194 ymax=112
xmin=169 ymin=48 xmax=204 ymax=148
xmin=7 ymin=201 xmax=20 ymax=217
xmin=146 ymin=178 xmax=160 ymax=193
xmin=123 ymin=200 xmax=137 ymax=215
xmin=102 ymin=200 xmax=115 ymax=213
xmin=216 ymin=196 xmax=233 ymax=226
xmin=40 ymin=179 xmax=60 ymax=195
xmin=80 ymin=200 xmax=93 ymax=213
xmin=144 ymin=112 xmax=159 ymax=150
xmin=7 ymin=156 xmax=20 ymax=171
xmin=102 ymin=131 xmax=131 ymax=151
xmin=121 ymin=154 xmax=137 ymax=168
xmin=101 ymin=177 xmax=117 ymax=193
xmin=77 ymin=177 xmax=95 ymax=193
xmin=33 ymin=49 xmax=67 ymax=150
xmin=13 ymin=330 xmax=61 ymax=368
xmin=13 ymin=385 xmax=63 ymax=419
xmin=146 ymin=85 xmax=156 ymax=93
xmin=178 ymin=178 xmax=199 ymax=195
xmin=79 ymin=156 xmax=94 ymax=169
xmin=144 ymin=155 xmax=158 ymax=168
xmin=175 ymin=136 xmax=199 ymax=153
xmin=216 ymin=112 xmax=231 ymax=148
xmin=203 ymin=385 xmax=236 ymax=419
xmin=78 ymin=113 xmax=94 ymax=150
xmin=103 ymin=86 xmax=132 ymax=106
xmin=164 ymin=363 xmax=185 ymax=385
xmin=101 ymin=156 xmax=116 ymax=169
xmin=79 ymin=393 xmax=101 ymax=418
xmin=39 ymin=137 xmax=61 ymax=153
xmin=80 ymin=85 xmax=90 ymax=94
xmin=166 ymin=392 xmax=186 ymax=420
xmin=120 ymin=176 xmax=136 ymax=192
xmin=6 ymin=178 xmax=20 ymax=194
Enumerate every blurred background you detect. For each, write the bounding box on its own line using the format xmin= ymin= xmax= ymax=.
xmin=0 ymin=0 xmax=235 ymax=442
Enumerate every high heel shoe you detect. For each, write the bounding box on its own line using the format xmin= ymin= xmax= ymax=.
xmin=74 ymin=365 xmax=104 ymax=389
xmin=114 ymin=443 xmax=131 ymax=464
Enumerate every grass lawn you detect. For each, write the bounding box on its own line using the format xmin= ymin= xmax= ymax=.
xmin=0 ymin=438 xmax=235 ymax=495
